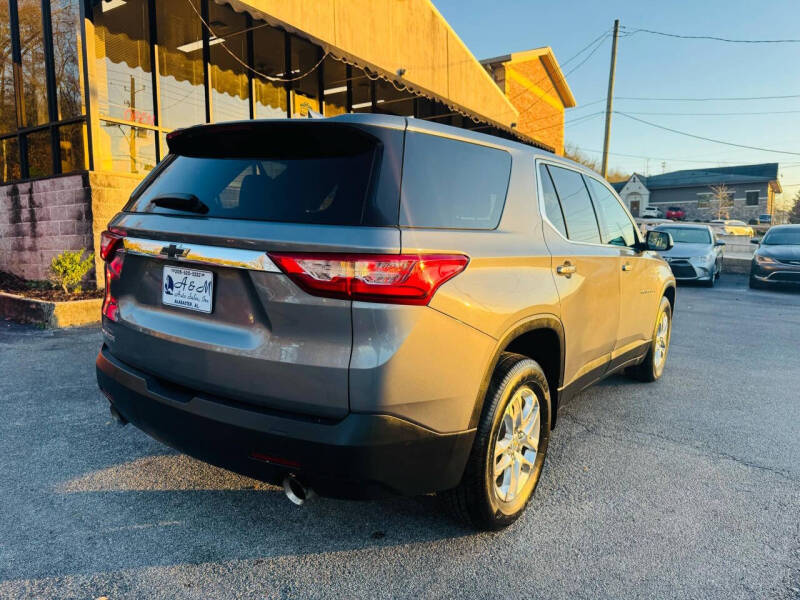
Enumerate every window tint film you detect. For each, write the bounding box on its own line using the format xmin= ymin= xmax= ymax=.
xmin=538 ymin=164 xmax=567 ymax=237
xmin=585 ymin=176 xmax=637 ymax=246
xmin=546 ymin=165 xmax=600 ymax=244
xmin=400 ymin=132 xmax=511 ymax=229
xmin=128 ymin=125 xmax=384 ymax=226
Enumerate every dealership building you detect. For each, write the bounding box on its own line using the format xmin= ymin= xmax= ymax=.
xmin=0 ymin=0 xmax=575 ymax=282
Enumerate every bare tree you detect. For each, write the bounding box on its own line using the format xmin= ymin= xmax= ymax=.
xmin=709 ymin=183 xmax=733 ymax=220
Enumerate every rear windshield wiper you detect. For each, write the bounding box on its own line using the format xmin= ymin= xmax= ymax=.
xmin=148 ymin=193 xmax=209 ymax=215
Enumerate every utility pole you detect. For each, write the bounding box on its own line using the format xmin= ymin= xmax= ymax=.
xmin=601 ymin=19 xmax=620 ymax=179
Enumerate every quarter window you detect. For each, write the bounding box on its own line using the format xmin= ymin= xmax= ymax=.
xmin=585 ymin=176 xmax=637 ymax=246
xmin=538 ymin=165 xmax=567 ymax=238
xmin=400 ymin=133 xmax=511 ymax=229
xmin=546 ymin=165 xmax=601 ymax=244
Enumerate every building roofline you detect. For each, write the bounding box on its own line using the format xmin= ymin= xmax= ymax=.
xmin=481 ymin=46 xmax=577 ymax=108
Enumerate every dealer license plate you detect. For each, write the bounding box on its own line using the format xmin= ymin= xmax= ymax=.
xmin=162 ymin=266 xmax=214 ymax=313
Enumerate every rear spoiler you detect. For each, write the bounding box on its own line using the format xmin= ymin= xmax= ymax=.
xmin=165 ymin=120 xmax=383 ymax=159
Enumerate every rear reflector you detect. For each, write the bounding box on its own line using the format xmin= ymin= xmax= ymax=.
xmin=269 ymin=253 xmax=469 ymax=305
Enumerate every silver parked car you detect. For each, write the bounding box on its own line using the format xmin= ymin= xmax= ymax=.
xmin=96 ymin=114 xmax=676 ymax=530
xmin=654 ymin=224 xmax=724 ymax=286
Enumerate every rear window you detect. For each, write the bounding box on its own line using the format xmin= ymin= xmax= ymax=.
xmin=399 ymin=132 xmax=511 ymax=229
xmin=126 ymin=123 xmax=393 ymax=226
xmin=656 ymin=227 xmax=711 ymax=244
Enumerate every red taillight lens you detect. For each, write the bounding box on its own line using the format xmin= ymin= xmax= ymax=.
xmin=101 ymin=231 xmax=126 ymax=321
xmin=269 ymin=253 xmax=469 ymax=305
xmin=100 ymin=230 xmax=124 ymax=261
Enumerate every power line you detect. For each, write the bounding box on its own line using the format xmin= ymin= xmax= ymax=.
xmin=615 ymin=93 xmax=800 ymax=102
xmin=505 ymin=29 xmax=610 ymax=105
xmin=615 ymin=112 xmax=800 ymax=156
xmin=620 ymin=109 xmax=800 ymax=117
xmin=620 ymin=27 xmax=800 ymax=44
xmin=564 ymin=34 xmax=610 ymax=77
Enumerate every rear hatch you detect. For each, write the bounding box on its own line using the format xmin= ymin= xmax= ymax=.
xmin=102 ymin=118 xmax=404 ymax=420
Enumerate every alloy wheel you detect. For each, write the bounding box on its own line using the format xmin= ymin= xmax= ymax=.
xmin=493 ymin=386 xmax=541 ymax=503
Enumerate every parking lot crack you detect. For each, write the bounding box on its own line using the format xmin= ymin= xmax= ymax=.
xmin=559 ymin=412 xmax=797 ymax=483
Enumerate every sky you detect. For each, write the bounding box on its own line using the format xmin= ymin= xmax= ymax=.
xmin=434 ymin=0 xmax=800 ymax=208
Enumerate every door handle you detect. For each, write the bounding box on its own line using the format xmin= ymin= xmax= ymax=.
xmin=556 ymin=262 xmax=576 ymax=276
xmin=622 ymin=262 xmax=633 ymax=272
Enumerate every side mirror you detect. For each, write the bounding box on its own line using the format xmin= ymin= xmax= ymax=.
xmin=750 ymin=239 xmax=760 ymax=245
xmin=715 ymin=240 xmax=726 ymax=246
xmin=645 ymin=230 xmax=673 ymax=252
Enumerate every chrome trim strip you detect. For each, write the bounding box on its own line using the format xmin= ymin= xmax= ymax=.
xmin=122 ymin=237 xmax=281 ymax=273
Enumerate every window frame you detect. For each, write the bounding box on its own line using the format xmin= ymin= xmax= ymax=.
xmin=535 ymin=158 xmax=638 ymax=248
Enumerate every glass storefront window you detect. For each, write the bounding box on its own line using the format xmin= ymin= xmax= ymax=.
xmin=18 ymin=0 xmax=50 ymax=127
xmin=50 ymin=0 xmax=84 ymax=120
xmin=350 ymin=68 xmax=372 ymax=113
xmin=252 ymin=25 xmax=287 ymax=118
xmin=26 ymin=129 xmax=54 ymax=178
xmin=0 ymin=137 xmax=21 ymax=183
xmin=97 ymin=120 xmax=155 ymax=174
xmin=322 ymin=57 xmax=347 ymax=117
xmin=375 ymin=79 xmax=414 ymax=116
xmin=0 ymin=1 xmax=17 ymax=136
xmin=157 ymin=0 xmax=205 ymax=130
xmin=290 ymin=36 xmax=320 ymax=117
xmin=58 ymin=122 xmax=86 ymax=173
xmin=208 ymin=2 xmax=249 ymax=122
xmin=93 ymin=0 xmax=153 ymax=124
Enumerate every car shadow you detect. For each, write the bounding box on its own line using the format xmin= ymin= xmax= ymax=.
xmin=4 ymin=450 xmax=477 ymax=583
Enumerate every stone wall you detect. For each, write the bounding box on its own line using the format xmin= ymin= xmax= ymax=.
xmin=89 ymin=171 xmax=144 ymax=287
xmin=0 ymin=174 xmax=93 ymax=281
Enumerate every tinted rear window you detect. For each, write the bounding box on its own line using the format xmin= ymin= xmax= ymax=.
xmin=126 ymin=123 xmax=391 ymax=226
xmin=400 ymin=132 xmax=511 ymax=229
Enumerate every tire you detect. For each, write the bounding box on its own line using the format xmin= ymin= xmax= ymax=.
xmin=626 ymin=296 xmax=672 ymax=382
xmin=442 ymin=353 xmax=551 ymax=531
xmin=703 ymin=268 xmax=715 ymax=287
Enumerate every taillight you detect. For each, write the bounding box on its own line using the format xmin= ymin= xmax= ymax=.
xmin=100 ymin=229 xmax=126 ymax=321
xmin=100 ymin=229 xmax=125 ymax=261
xmin=268 ymin=253 xmax=469 ymax=305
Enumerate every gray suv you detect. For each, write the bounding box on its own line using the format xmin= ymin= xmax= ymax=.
xmin=96 ymin=114 xmax=676 ymax=530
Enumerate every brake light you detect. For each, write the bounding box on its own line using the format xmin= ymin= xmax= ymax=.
xmin=100 ymin=230 xmax=126 ymax=321
xmin=269 ymin=253 xmax=469 ymax=305
xmin=100 ymin=230 xmax=124 ymax=261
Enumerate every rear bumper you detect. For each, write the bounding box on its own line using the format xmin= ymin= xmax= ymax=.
xmin=96 ymin=347 xmax=475 ymax=499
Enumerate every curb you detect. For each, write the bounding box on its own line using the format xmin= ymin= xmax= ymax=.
xmin=0 ymin=292 xmax=102 ymax=328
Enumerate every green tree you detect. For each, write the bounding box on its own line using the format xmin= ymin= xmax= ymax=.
xmin=789 ymin=190 xmax=800 ymax=224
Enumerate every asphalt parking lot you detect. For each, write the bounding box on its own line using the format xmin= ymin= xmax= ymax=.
xmin=1 ymin=275 xmax=799 ymax=600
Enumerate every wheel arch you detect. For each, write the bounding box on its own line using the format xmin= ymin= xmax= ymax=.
xmin=469 ymin=315 xmax=565 ymax=430
xmin=663 ymin=283 xmax=676 ymax=310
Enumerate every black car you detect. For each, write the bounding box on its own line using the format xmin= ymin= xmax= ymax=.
xmin=750 ymin=225 xmax=800 ymax=288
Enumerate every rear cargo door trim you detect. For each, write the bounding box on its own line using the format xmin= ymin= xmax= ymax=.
xmin=123 ymin=237 xmax=281 ymax=272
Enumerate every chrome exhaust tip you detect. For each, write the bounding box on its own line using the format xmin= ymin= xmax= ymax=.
xmin=283 ymin=475 xmax=314 ymax=506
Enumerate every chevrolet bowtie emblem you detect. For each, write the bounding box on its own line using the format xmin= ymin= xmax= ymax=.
xmin=160 ymin=244 xmax=189 ymax=259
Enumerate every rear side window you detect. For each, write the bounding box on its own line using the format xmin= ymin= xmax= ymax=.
xmin=546 ymin=165 xmax=601 ymax=244
xmin=538 ymin=165 xmax=567 ymax=238
xmin=126 ymin=124 xmax=391 ymax=226
xmin=400 ymin=132 xmax=511 ymax=229
xmin=585 ymin=176 xmax=637 ymax=246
